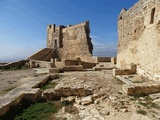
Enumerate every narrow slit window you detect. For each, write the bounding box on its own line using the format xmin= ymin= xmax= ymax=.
xmin=150 ymin=8 xmax=155 ymax=24
xmin=54 ymin=39 xmax=57 ymax=48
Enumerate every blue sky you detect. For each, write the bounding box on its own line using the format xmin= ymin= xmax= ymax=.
xmin=0 ymin=0 xmax=138 ymax=62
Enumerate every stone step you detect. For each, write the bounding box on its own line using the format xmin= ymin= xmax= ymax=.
xmin=123 ymin=81 xmax=160 ymax=96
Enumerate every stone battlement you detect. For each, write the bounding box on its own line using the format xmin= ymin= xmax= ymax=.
xmin=46 ymin=21 xmax=93 ymax=63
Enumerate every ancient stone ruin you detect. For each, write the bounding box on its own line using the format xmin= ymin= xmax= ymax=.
xmin=115 ymin=0 xmax=160 ymax=81
xmin=0 ymin=21 xmax=115 ymax=71
xmin=1 ymin=1 xmax=160 ymax=119
xmin=46 ymin=21 xmax=93 ymax=62
xmin=25 ymin=21 xmax=116 ymax=72
xmin=27 ymin=21 xmax=97 ymax=71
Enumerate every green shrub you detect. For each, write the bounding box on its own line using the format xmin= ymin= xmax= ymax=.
xmin=15 ymin=102 xmax=57 ymax=120
xmin=40 ymin=82 xmax=57 ymax=90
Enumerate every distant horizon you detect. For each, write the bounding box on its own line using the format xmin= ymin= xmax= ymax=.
xmin=0 ymin=48 xmax=117 ymax=63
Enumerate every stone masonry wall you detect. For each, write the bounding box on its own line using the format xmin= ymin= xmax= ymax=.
xmin=117 ymin=0 xmax=160 ymax=80
xmin=60 ymin=21 xmax=93 ymax=62
xmin=46 ymin=21 xmax=93 ymax=63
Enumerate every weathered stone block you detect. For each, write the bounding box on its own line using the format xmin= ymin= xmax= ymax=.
xmin=123 ymin=82 xmax=160 ymax=96
xmin=49 ymin=68 xmax=61 ymax=73
xmin=111 ymin=57 xmax=117 ymax=65
xmin=62 ymin=65 xmax=83 ymax=71
xmin=113 ymin=69 xmax=131 ymax=77
xmin=81 ymin=96 xmax=93 ymax=105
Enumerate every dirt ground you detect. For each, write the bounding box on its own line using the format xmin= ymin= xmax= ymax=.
xmin=0 ymin=69 xmax=36 ymax=96
xmin=0 ymin=68 xmax=160 ymax=120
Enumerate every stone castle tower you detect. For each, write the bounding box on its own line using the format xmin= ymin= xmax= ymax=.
xmin=46 ymin=24 xmax=64 ymax=49
xmin=46 ymin=21 xmax=93 ymax=62
xmin=117 ymin=0 xmax=160 ymax=80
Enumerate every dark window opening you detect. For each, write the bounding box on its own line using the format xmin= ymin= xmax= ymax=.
xmin=49 ymin=25 xmax=51 ymax=28
xmin=54 ymin=39 xmax=57 ymax=48
xmin=150 ymin=8 xmax=155 ymax=24
xmin=119 ymin=16 xmax=122 ymax=20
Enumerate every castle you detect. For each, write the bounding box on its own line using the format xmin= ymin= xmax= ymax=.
xmin=116 ymin=0 xmax=160 ymax=80
xmin=46 ymin=21 xmax=93 ymax=62
xmin=27 ymin=21 xmax=97 ymax=70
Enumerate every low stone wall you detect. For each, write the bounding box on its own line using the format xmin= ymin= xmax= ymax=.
xmin=49 ymin=68 xmax=61 ymax=73
xmin=55 ymin=61 xmax=64 ymax=68
xmin=0 ymin=60 xmax=27 ymax=69
xmin=30 ymin=60 xmax=53 ymax=68
xmin=113 ymin=69 xmax=132 ymax=76
xmin=97 ymin=57 xmax=111 ymax=62
xmin=30 ymin=59 xmax=96 ymax=70
xmin=64 ymin=60 xmax=80 ymax=66
xmin=81 ymin=62 xmax=97 ymax=69
xmin=62 ymin=65 xmax=83 ymax=71
xmin=113 ymin=64 xmax=137 ymax=77
xmin=92 ymin=57 xmax=111 ymax=63
xmin=64 ymin=60 xmax=96 ymax=69
xmin=123 ymin=82 xmax=160 ymax=96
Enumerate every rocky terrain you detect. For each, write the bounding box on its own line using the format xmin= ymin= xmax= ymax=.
xmin=0 ymin=68 xmax=160 ymax=120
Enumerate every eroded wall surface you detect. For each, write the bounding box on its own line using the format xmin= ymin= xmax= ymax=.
xmin=46 ymin=21 xmax=93 ymax=62
xmin=117 ymin=0 xmax=160 ymax=80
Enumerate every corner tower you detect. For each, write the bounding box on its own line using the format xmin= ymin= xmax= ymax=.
xmin=46 ymin=24 xmax=64 ymax=49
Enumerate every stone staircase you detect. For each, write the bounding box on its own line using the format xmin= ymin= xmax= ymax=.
xmin=27 ymin=48 xmax=59 ymax=61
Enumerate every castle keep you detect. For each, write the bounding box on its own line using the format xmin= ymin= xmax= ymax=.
xmin=46 ymin=21 xmax=93 ymax=62
xmin=117 ymin=0 xmax=160 ymax=80
xmin=27 ymin=21 xmax=96 ymax=70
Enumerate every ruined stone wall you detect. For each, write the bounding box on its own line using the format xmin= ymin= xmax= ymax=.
xmin=59 ymin=21 xmax=93 ymax=62
xmin=117 ymin=0 xmax=160 ymax=80
xmin=47 ymin=24 xmax=55 ymax=48
xmin=47 ymin=25 xmax=64 ymax=48
xmin=46 ymin=21 xmax=93 ymax=63
xmin=0 ymin=60 xmax=27 ymax=69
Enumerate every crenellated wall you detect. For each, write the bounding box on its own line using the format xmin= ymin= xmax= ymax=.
xmin=117 ymin=0 xmax=160 ymax=80
xmin=46 ymin=21 xmax=93 ymax=63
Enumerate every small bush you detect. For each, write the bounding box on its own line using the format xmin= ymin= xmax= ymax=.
xmin=15 ymin=102 xmax=57 ymax=120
